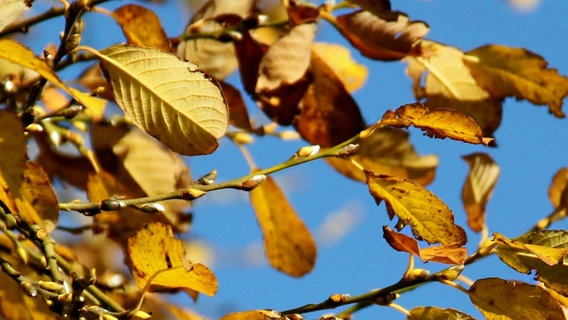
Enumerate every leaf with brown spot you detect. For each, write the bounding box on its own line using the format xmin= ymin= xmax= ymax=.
xmin=128 ymin=222 xmax=217 ymax=298
xmin=407 ymin=306 xmax=476 ymax=320
xmin=469 ymin=278 xmax=565 ymax=320
xmin=255 ymin=23 xmax=316 ymax=124
xmin=336 ymin=10 xmax=428 ymax=61
xmin=375 ymin=103 xmax=491 ymax=145
xmin=407 ymin=41 xmax=503 ymax=137
xmin=367 ymin=171 xmax=467 ymax=245
xmin=461 ymin=153 xmax=500 ymax=232
xmin=312 ymin=42 xmax=368 ymax=93
xmin=465 ymin=45 xmax=568 ymax=118
xmin=294 ymin=51 xmax=365 ymax=147
xmin=327 ymin=127 xmax=438 ymax=185
xmin=250 ymin=174 xmax=317 ymax=277
xmin=113 ymin=4 xmax=171 ymax=52
xmin=549 ymin=167 xmax=568 ymax=210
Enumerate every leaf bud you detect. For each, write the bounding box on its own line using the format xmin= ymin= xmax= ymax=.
xmin=404 ymin=268 xmax=430 ymax=282
xmin=57 ymin=292 xmax=73 ymax=303
xmin=435 ymin=265 xmax=464 ymax=281
xmin=295 ymin=145 xmax=320 ymax=158
xmin=374 ymin=292 xmax=398 ymax=306
xmin=137 ymin=203 xmax=165 ymax=213
xmin=38 ymin=280 xmax=65 ymax=293
xmin=132 ymin=311 xmax=152 ymax=319
xmin=61 ymin=104 xmax=84 ymax=119
xmin=99 ymin=199 xmax=125 ymax=211
xmin=16 ymin=247 xmax=28 ymax=264
xmin=336 ymin=144 xmax=359 ymax=157
xmin=22 ymin=282 xmax=38 ymax=297
xmin=65 ymin=33 xmax=81 ymax=53
xmin=241 ymin=174 xmax=266 ymax=191
xmin=278 ymin=130 xmax=300 ymax=140
xmin=233 ymin=132 xmax=254 ymax=144
xmin=197 ymin=169 xmax=217 ymax=185
xmin=182 ymin=188 xmax=206 ymax=200
xmin=3 ymin=211 xmax=18 ymax=229
xmin=284 ymin=314 xmax=304 ymax=320
xmin=328 ymin=293 xmax=349 ymax=304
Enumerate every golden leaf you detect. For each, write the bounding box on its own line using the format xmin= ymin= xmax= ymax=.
xmin=250 ymin=175 xmax=317 ymax=277
xmin=221 ymin=310 xmax=282 ymax=320
xmin=465 ymin=45 xmax=568 ymax=118
xmin=376 ymin=103 xmax=491 ymax=145
xmin=312 ymin=42 xmax=368 ymax=93
xmin=549 ymin=167 xmax=568 ymax=209
xmin=294 ymin=51 xmax=365 ymax=147
xmin=127 ymin=222 xmax=218 ymax=297
xmin=469 ymin=278 xmax=565 ymax=320
xmin=20 ymin=162 xmax=59 ymax=232
xmin=327 ymin=127 xmax=438 ymax=185
xmin=366 ymin=171 xmax=467 ymax=245
xmin=461 ymin=153 xmax=500 ymax=232
xmin=113 ymin=4 xmax=171 ymax=52
xmin=0 ymin=39 xmax=106 ymax=118
xmin=336 ymin=10 xmax=428 ymax=61
xmin=408 ymin=306 xmax=476 ymax=320
xmin=95 ymin=44 xmax=229 ymax=156
xmin=407 ymin=41 xmax=503 ymax=137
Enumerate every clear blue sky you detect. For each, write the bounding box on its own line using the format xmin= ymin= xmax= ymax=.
xmin=24 ymin=0 xmax=568 ymax=318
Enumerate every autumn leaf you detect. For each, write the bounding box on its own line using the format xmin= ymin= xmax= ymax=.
xmin=255 ymin=23 xmax=316 ymax=125
xmin=127 ymin=222 xmax=218 ymax=297
xmin=383 ymin=226 xmax=466 ymax=264
xmin=327 ymin=127 xmax=438 ymax=185
xmin=20 ymin=162 xmax=59 ymax=232
xmin=294 ymin=51 xmax=366 ymax=147
xmin=407 ymin=41 xmax=503 ymax=137
xmin=347 ymin=0 xmax=391 ymax=16
xmin=233 ymin=30 xmax=269 ymax=94
xmin=469 ymin=278 xmax=565 ymax=320
xmin=407 ymin=306 xmax=476 ymax=320
xmin=367 ymin=171 xmax=467 ymax=245
xmin=335 ymin=9 xmax=428 ymax=61
xmin=0 ymin=0 xmax=29 ymax=32
xmin=549 ymin=167 xmax=568 ymax=210
xmin=219 ymin=81 xmax=254 ymax=131
xmin=312 ymin=42 xmax=368 ymax=93
xmin=94 ymin=44 xmax=229 ymax=156
xmin=461 ymin=153 xmax=500 ymax=232
xmin=464 ymin=45 xmax=568 ymax=118
xmin=221 ymin=310 xmax=282 ymax=320
xmin=113 ymin=4 xmax=171 ymax=52
xmin=494 ymin=232 xmax=568 ymax=266
xmin=250 ymin=174 xmax=317 ymax=277
xmin=0 ymin=39 xmax=106 ymax=118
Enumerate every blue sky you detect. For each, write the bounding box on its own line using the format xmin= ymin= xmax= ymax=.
xmin=21 ymin=0 xmax=568 ymax=318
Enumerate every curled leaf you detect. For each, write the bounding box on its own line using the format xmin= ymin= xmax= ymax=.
xmin=96 ymin=44 xmax=229 ymax=156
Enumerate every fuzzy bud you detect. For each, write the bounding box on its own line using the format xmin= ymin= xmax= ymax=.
xmin=337 ymin=144 xmax=359 ymax=157
xmin=241 ymin=174 xmax=266 ymax=191
xmin=295 ymin=145 xmax=320 ymax=158
xmin=99 ymin=199 xmax=125 ymax=211
xmin=137 ymin=203 xmax=165 ymax=213
xmin=197 ymin=169 xmax=217 ymax=185
xmin=22 ymin=282 xmax=37 ymax=297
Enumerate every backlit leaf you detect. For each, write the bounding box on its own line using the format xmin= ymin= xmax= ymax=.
xmin=0 ymin=0 xmax=29 ymax=32
xmin=407 ymin=306 xmax=476 ymax=320
xmin=96 ymin=44 xmax=229 ymax=156
xmin=219 ymin=81 xmax=254 ymax=131
xmin=294 ymin=51 xmax=365 ymax=147
xmin=327 ymin=127 xmax=438 ymax=185
xmin=250 ymin=175 xmax=317 ymax=277
xmin=127 ymin=222 xmax=218 ymax=297
xmin=383 ymin=225 xmax=421 ymax=256
xmin=465 ymin=45 xmax=568 ymax=118
xmin=469 ymin=278 xmax=565 ymax=320
xmin=20 ymin=162 xmax=59 ymax=232
xmin=461 ymin=153 xmax=500 ymax=232
xmin=0 ymin=39 xmax=106 ymax=118
xmin=312 ymin=42 xmax=368 ymax=93
xmin=407 ymin=41 xmax=503 ymax=137
xmin=255 ymin=23 xmax=316 ymax=124
xmin=113 ymin=4 xmax=171 ymax=52
xmin=366 ymin=171 xmax=467 ymax=245
xmin=336 ymin=10 xmax=428 ymax=61
xmin=494 ymin=232 xmax=568 ymax=266
xmin=375 ymin=103 xmax=491 ymax=145
xmin=347 ymin=0 xmax=391 ymax=15
xmin=221 ymin=310 xmax=282 ymax=320
xmin=549 ymin=167 xmax=568 ymax=209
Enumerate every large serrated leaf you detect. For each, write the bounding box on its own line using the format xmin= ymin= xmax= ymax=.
xmin=97 ymin=44 xmax=228 ymax=156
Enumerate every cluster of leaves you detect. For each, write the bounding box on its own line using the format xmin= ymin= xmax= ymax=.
xmin=0 ymin=0 xmax=567 ymax=319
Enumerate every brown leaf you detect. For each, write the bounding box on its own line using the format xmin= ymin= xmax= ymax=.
xmin=367 ymin=171 xmax=467 ymax=245
xmin=286 ymin=0 xmax=319 ymax=25
xmin=469 ymin=278 xmax=565 ymax=320
xmin=294 ymin=51 xmax=365 ymax=147
xmin=234 ymin=30 xmax=269 ymax=94
xmin=336 ymin=10 xmax=428 ymax=61
xmin=376 ymin=103 xmax=491 ymax=145
xmin=312 ymin=42 xmax=368 ymax=93
xmin=408 ymin=306 xmax=476 ymax=320
xmin=461 ymin=153 xmax=500 ymax=232
xmin=407 ymin=41 xmax=503 ymax=137
xmin=549 ymin=167 xmax=568 ymax=210
xmin=465 ymin=45 xmax=568 ymax=118
xmin=219 ymin=81 xmax=254 ymax=131
xmin=255 ymin=23 xmax=316 ymax=124
xmin=113 ymin=4 xmax=171 ymax=52
xmin=127 ymin=222 xmax=218 ymax=297
xmin=327 ymin=127 xmax=438 ymax=185
xmin=382 ymin=225 xmax=421 ymax=255
xmin=347 ymin=0 xmax=391 ymax=15
xmin=250 ymin=174 xmax=317 ymax=277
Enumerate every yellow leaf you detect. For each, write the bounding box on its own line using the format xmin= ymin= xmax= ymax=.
xmin=461 ymin=153 xmax=500 ymax=232
xmin=127 ymin=222 xmax=218 ymax=297
xmin=113 ymin=4 xmax=171 ymax=52
xmin=366 ymin=171 xmax=467 ymax=245
xmin=465 ymin=45 xmax=568 ymax=118
xmin=312 ymin=42 xmax=368 ymax=92
xmin=408 ymin=306 xmax=476 ymax=320
xmin=495 ymin=232 xmax=568 ymax=266
xmin=0 ymin=39 xmax=106 ymax=118
xmin=549 ymin=167 xmax=568 ymax=209
xmin=20 ymin=162 xmax=59 ymax=232
xmin=221 ymin=310 xmax=282 ymax=320
xmin=469 ymin=278 xmax=565 ymax=320
xmin=336 ymin=10 xmax=428 ymax=61
xmin=375 ymin=103 xmax=491 ymax=145
xmin=250 ymin=175 xmax=317 ymax=277
xmin=94 ymin=44 xmax=229 ymax=156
